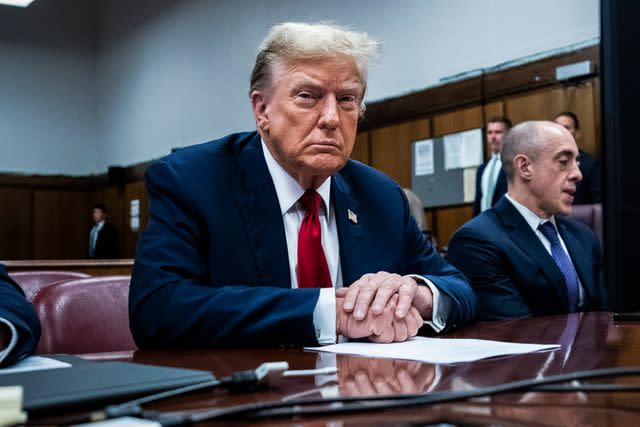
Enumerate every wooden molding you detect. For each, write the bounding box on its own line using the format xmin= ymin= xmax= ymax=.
xmin=0 ymin=173 xmax=107 ymax=190
xmin=0 ymin=45 xmax=599 ymax=187
xmin=359 ymin=45 xmax=599 ymax=131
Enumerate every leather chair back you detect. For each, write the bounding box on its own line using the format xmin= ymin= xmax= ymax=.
xmin=9 ymin=271 xmax=90 ymax=302
xmin=568 ymin=203 xmax=603 ymax=244
xmin=32 ymin=276 xmax=136 ymax=354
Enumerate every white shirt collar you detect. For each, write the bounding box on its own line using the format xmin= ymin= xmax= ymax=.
xmin=261 ymin=140 xmax=332 ymax=215
xmin=504 ymin=193 xmax=556 ymax=233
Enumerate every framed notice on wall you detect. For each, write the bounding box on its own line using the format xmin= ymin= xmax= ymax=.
xmin=411 ymin=128 xmax=483 ymax=208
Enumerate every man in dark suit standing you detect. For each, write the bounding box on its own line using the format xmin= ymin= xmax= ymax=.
xmin=473 ymin=117 xmax=511 ymax=216
xmin=0 ymin=264 xmax=40 ymax=367
xmin=554 ymin=112 xmax=601 ymax=204
xmin=89 ymin=204 xmax=119 ymax=259
xmin=130 ymin=22 xmax=477 ymax=349
xmin=447 ymin=121 xmax=606 ymax=320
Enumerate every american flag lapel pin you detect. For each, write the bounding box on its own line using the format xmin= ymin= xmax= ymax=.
xmin=348 ymin=209 xmax=358 ymax=224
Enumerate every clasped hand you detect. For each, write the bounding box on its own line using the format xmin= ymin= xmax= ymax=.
xmin=338 ymin=356 xmax=436 ymax=395
xmin=335 ymin=272 xmax=434 ymax=343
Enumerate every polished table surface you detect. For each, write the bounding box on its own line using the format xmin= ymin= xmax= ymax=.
xmin=32 ymin=312 xmax=640 ymax=425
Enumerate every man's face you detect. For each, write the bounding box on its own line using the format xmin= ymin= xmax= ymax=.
xmin=252 ymin=56 xmax=363 ymax=183
xmin=92 ymin=208 xmax=105 ymax=224
xmin=554 ymin=115 xmax=579 ymax=140
xmin=528 ymin=128 xmax=583 ymax=216
xmin=486 ymin=122 xmax=508 ymax=154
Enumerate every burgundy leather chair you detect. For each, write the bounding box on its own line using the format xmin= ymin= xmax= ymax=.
xmin=32 ymin=276 xmax=136 ymax=354
xmin=9 ymin=271 xmax=90 ymax=302
xmin=568 ymin=203 xmax=603 ymax=244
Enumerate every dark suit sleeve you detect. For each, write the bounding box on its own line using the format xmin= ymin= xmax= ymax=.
xmin=129 ymin=161 xmax=320 ymax=349
xmin=104 ymin=225 xmax=119 ymax=258
xmin=0 ymin=266 xmax=41 ymax=367
xmin=399 ymin=188 xmax=478 ymax=330
xmin=473 ymin=166 xmax=483 ymax=216
xmin=589 ymin=158 xmax=601 ymax=203
xmin=591 ymin=233 xmax=607 ymax=310
xmin=95 ymin=224 xmax=119 ymax=259
xmin=447 ymin=226 xmax=532 ymax=320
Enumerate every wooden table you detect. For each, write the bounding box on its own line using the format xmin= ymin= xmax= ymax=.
xmin=31 ymin=312 xmax=640 ymax=425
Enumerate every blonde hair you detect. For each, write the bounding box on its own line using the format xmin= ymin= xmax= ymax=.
xmin=249 ymin=22 xmax=379 ymax=115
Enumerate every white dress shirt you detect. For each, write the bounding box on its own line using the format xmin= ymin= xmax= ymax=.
xmin=261 ymin=141 xmax=447 ymax=344
xmin=480 ymin=154 xmax=502 ymax=212
xmin=504 ymin=194 xmax=585 ymax=307
xmin=0 ymin=317 xmax=18 ymax=366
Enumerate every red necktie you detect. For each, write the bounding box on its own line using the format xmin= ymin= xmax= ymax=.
xmin=297 ymin=190 xmax=332 ymax=288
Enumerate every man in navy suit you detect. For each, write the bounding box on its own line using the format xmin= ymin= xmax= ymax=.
xmin=473 ymin=117 xmax=511 ymax=216
xmin=130 ymin=22 xmax=477 ymax=348
xmin=448 ymin=121 xmax=606 ymax=320
xmin=0 ymin=264 xmax=40 ymax=367
xmin=554 ymin=112 xmax=601 ymax=205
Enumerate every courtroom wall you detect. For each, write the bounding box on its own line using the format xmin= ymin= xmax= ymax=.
xmin=97 ymin=0 xmax=599 ymax=172
xmin=0 ymin=0 xmax=99 ymax=175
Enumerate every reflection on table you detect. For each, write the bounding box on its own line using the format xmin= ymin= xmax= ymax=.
xmin=32 ymin=312 xmax=640 ymax=426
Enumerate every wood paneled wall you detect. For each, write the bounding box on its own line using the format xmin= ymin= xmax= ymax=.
xmin=371 ymin=119 xmax=430 ymax=188
xmin=33 ymin=191 xmax=90 ymax=259
xmin=0 ymin=188 xmax=32 ymax=259
xmin=350 ymin=132 xmax=370 ymax=165
xmin=0 ymin=47 xmax=601 ymax=259
xmin=356 ymin=77 xmax=601 ymax=248
xmin=504 ymin=80 xmax=600 ymax=155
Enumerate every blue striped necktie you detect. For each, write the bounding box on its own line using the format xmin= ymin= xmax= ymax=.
xmin=538 ymin=221 xmax=580 ymax=313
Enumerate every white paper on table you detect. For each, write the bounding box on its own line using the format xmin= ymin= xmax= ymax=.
xmin=414 ymin=139 xmax=434 ymax=176
xmin=444 ymin=129 xmax=483 ymax=170
xmin=0 ymin=356 xmax=71 ymax=375
xmin=305 ymin=336 xmax=560 ymax=365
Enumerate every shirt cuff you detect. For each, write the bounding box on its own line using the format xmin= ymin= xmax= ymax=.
xmin=0 ymin=317 xmax=18 ymax=366
xmin=313 ymin=288 xmax=337 ymax=345
xmin=409 ymin=275 xmax=451 ymax=333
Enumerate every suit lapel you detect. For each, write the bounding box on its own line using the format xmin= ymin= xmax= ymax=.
xmin=556 ymin=219 xmax=595 ymax=305
xmin=492 ymin=170 xmax=507 ymax=205
xmin=331 ymin=171 xmax=365 ymax=286
xmin=495 ymin=197 xmax=569 ymax=308
xmin=231 ymin=134 xmax=290 ymax=288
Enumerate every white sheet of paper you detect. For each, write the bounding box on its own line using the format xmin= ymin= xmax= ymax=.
xmin=444 ymin=129 xmax=483 ymax=170
xmin=460 ymin=128 xmax=483 ymax=168
xmin=306 ymin=336 xmax=560 ymax=364
xmin=75 ymin=416 xmax=162 ymax=427
xmin=414 ymin=139 xmax=434 ymax=176
xmin=0 ymin=356 xmax=71 ymax=375
xmin=463 ymin=167 xmax=478 ymax=202
xmin=443 ymin=133 xmax=463 ymax=170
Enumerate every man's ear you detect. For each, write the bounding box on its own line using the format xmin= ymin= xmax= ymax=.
xmin=513 ymin=154 xmax=533 ymax=181
xmin=251 ymin=90 xmax=269 ymax=131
